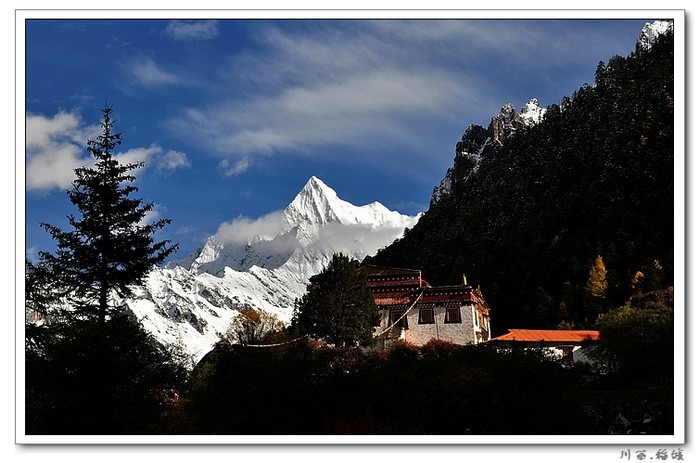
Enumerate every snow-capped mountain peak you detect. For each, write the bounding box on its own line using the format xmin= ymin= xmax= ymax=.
xmin=285 ymin=175 xmax=343 ymax=227
xmin=123 ymin=176 xmax=421 ymax=365
xmin=284 ymin=176 xmax=416 ymax=237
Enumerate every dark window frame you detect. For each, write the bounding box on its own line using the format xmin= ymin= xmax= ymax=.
xmin=418 ymin=307 xmax=435 ymax=324
xmin=444 ymin=307 xmax=462 ymax=324
xmin=389 ymin=310 xmax=408 ymax=329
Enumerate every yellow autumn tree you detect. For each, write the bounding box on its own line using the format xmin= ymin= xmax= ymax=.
xmin=223 ymin=307 xmax=285 ymax=346
xmin=586 ymin=255 xmax=608 ymax=298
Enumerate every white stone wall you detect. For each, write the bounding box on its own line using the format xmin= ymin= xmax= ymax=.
xmin=377 ymin=304 xmax=480 ymax=346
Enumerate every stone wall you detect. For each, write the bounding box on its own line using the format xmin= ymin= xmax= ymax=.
xmin=377 ymin=304 xmax=481 ymax=346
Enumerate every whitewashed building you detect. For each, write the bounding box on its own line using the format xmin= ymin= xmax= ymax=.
xmin=365 ymin=266 xmax=491 ymax=348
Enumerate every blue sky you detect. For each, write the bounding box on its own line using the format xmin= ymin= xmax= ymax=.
xmin=24 ymin=16 xmax=655 ymax=261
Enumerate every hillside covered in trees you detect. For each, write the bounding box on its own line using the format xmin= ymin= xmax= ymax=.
xmin=368 ymin=29 xmax=674 ymax=335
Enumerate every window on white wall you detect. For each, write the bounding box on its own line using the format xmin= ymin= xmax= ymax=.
xmin=419 ymin=308 xmax=435 ymax=324
xmin=390 ymin=310 xmax=408 ymax=329
xmin=445 ymin=307 xmax=462 ymax=323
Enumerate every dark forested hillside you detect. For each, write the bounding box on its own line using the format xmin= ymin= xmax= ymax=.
xmin=367 ymin=30 xmax=674 ymax=334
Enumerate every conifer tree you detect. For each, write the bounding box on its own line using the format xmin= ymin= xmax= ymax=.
xmin=293 ymin=253 xmax=379 ymax=347
xmin=39 ymin=105 xmax=178 ymax=323
xmin=25 ymin=257 xmax=59 ymax=322
xmin=586 ymin=255 xmax=608 ymax=298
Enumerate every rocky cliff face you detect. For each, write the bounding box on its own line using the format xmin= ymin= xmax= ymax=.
xmin=431 ymin=98 xmax=546 ymax=205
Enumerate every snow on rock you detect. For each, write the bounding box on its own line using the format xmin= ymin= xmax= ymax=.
xmin=637 ymin=20 xmax=673 ymax=51
xmin=521 ymin=98 xmax=547 ymax=126
xmin=431 ymin=98 xmax=545 ymax=205
xmin=124 ymin=176 xmax=421 ymax=366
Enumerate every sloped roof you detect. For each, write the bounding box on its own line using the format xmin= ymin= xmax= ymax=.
xmin=490 ymin=329 xmax=600 ymax=343
xmin=363 ymin=265 xmax=421 ymax=277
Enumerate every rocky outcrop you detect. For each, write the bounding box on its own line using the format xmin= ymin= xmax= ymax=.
xmin=636 ymin=20 xmax=673 ymax=52
xmin=431 ymin=98 xmax=545 ymax=205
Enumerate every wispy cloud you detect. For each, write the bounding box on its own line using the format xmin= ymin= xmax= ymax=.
xmin=175 ymin=225 xmax=198 ymax=236
xmin=130 ymin=58 xmax=180 ymax=86
xmin=367 ymin=19 xmax=626 ymax=68
xmin=219 ymin=158 xmax=251 ymax=177
xmin=215 ymin=211 xmax=286 ymax=246
xmin=213 ymin=204 xmax=418 ymax=260
xmin=118 ymin=144 xmax=163 ymax=168
xmin=165 ymin=20 xmax=219 ymax=40
xmin=167 ymin=20 xmax=637 ymax=176
xmin=168 ymin=22 xmax=478 ymax=174
xmin=140 ymin=202 xmax=167 ymax=227
xmin=182 ymin=69 xmax=468 ymax=157
xmin=118 ymin=144 xmax=191 ymax=175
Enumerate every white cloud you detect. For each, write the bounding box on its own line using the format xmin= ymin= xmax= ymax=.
xmin=219 ymin=157 xmax=251 ymax=176
xmin=367 ymin=19 xmax=617 ymax=68
xmin=131 ymin=58 xmax=180 ymax=86
xmin=314 ymin=221 xmax=412 ymax=259
xmin=26 ymin=112 xmax=190 ymax=192
xmin=168 ymin=19 xmax=634 ymax=176
xmin=117 ymin=144 xmax=162 ymax=167
xmin=25 ymin=111 xmax=96 ymax=191
xmin=165 ymin=20 xmax=219 ymax=40
xmin=175 ymin=225 xmax=198 ymax=236
xmin=211 ymin=207 xmax=416 ymax=262
xmin=171 ymin=64 xmax=471 ymax=170
xmin=118 ymin=144 xmax=191 ymax=175
xmin=158 ymin=149 xmax=191 ymax=173
xmin=140 ymin=202 xmax=167 ymax=227
xmin=26 ymin=110 xmax=83 ymax=148
xmin=163 ymin=21 xmax=489 ymax=177
xmin=214 ymin=211 xmax=287 ymax=246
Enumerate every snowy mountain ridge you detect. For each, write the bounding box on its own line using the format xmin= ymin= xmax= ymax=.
xmin=122 ymin=176 xmax=420 ymax=365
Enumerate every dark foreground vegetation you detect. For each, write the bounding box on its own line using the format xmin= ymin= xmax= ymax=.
xmin=25 ymin=314 xmax=188 ymax=435
xmin=173 ymin=336 xmax=673 ymax=435
xmin=25 ymin=308 xmax=673 ymax=435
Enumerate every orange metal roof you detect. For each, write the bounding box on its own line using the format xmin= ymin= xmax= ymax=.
xmin=490 ymin=329 xmax=600 ymax=343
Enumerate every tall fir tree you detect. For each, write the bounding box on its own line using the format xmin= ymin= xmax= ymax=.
xmin=39 ymin=105 xmax=178 ymax=323
xmin=293 ymin=253 xmax=379 ymax=347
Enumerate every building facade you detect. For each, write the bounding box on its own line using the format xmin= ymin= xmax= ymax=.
xmin=364 ymin=266 xmax=491 ymax=347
